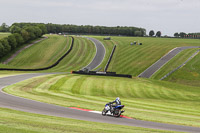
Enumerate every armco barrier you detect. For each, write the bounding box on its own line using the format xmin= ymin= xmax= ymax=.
xmin=104 ymin=45 xmax=116 ymax=72
xmin=72 ymin=71 xmax=132 ymax=78
xmin=0 ymin=36 xmax=74 ymax=71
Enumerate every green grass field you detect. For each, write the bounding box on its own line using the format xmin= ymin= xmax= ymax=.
xmin=0 ymin=108 xmax=172 ymax=133
xmin=0 ymin=32 xmax=10 ymax=39
xmin=94 ymin=37 xmax=200 ymax=76
xmin=4 ymin=74 xmax=200 ymax=127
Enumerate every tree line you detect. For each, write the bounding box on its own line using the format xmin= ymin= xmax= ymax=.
xmin=10 ymin=23 xmax=146 ymax=37
xmin=0 ymin=23 xmax=47 ymax=58
xmin=174 ymin=32 xmax=200 ymax=38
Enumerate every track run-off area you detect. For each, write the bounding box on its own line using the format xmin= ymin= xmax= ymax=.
xmin=1 ymin=36 xmax=200 ymax=132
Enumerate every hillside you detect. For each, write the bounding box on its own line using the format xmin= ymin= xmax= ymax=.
xmin=0 ymin=35 xmax=96 ymax=72
xmin=93 ymin=36 xmax=200 ymax=76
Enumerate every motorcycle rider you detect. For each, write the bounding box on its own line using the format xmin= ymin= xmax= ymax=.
xmin=108 ymin=97 xmax=121 ymax=113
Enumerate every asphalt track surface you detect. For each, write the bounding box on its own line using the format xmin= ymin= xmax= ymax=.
xmin=138 ymin=46 xmax=200 ymax=78
xmin=83 ymin=37 xmax=105 ymax=70
xmin=1 ymin=39 xmax=200 ymax=132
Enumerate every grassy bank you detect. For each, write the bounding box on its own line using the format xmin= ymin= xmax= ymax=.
xmin=4 ymin=74 xmax=200 ymax=127
xmin=165 ymin=51 xmax=200 ymax=86
xmin=7 ymin=35 xmax=70 ymax=69
xmin=48 ymin=36 xmax=96 ymax=72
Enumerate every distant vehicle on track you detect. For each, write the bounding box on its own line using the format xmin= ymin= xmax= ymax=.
xmin=103 ymin=37 xmax=111 ymax=40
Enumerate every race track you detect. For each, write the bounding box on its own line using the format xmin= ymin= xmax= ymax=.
xmin=83 ymin=37 xmax=105 ymax=70
xmin=1 ymin=38 xmax=200 ymax=132
xmin=138 ymin=46 xmax=200 ymax=78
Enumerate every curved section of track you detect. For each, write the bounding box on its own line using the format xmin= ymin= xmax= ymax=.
xmin=83 ymin=37 xmax=105 ymax=70
xmin=138 ymin=46 xmax=200 ymax=78
xmin=1 ymin=74 xmax=200 ymax=132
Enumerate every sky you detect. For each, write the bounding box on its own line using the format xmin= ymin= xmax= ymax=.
xmin=0 ymin=0 xmax=200 ymax=36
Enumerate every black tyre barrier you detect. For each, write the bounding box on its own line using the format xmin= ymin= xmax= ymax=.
xmin=104 ymin=45 xmax=116 ymax=72
xmin=72 ymin=71 xmax=132 ymax=78
xmin=0 ymin=36 xmax=74 ymax=71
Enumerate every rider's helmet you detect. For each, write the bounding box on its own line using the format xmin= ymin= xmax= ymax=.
xmin=116 ymin=97 xmax=120 ymax=104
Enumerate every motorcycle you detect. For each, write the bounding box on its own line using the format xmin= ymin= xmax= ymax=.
xmin=102 ymin=103 xmax=125 ymax=117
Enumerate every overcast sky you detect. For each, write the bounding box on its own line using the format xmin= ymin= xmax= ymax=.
xmin=0 ymin=0 xmax=200 ymax=36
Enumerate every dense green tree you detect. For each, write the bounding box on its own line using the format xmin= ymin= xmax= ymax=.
xmin=156 ymin=31 xmax=161 ymax=37
xmin=10 ymin=25 xmax=21 ymax=34
xmin=179 ymin=32 xmax=186 ymax=38
xmin=34 ymin=27 xmax=42 ymax=37
xmin=0 ymin=38 xmax=11 ymax=54
xmin=149 ymin=30 xmax=155 ymax=36
xmin=174 ymin=32 xmax=179 ymax=37
xmin=0 ymin=42 xmax=5 ymax=57
xmin=13 ymin=33 xmax=24 ymax=46
xmin=38 ymin=24 xmax=47 ymax=35
xmin=8 ymin=35 xmax=17 ymax=50
xmin=21 ymin=29 xmax=30 ymax=42
xmin=24 ymin=26 xmax=36 ymax=40
xmin=0 ymin=23 xmax=47 ymax=59
xmin=0 ymin=23 xmax=9 ymax=32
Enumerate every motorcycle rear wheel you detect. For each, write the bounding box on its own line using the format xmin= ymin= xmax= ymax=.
xmin=113 ymin=109 xmax=121 ymax=117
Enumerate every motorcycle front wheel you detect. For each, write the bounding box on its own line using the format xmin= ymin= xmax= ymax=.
xmin=102 ymin=109 xmax=107 ymax=116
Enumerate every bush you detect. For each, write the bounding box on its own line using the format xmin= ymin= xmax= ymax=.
xmin=0 ymin=42 xmax=5 ymax=57
xmin=8 ymin=34 xmax=17 ymax=50
xmin=13 ymin=33 xmax=24 ymax=46
xmin=0 ymin=38 xmax=11 ymax=55
xmin=21 ymin=29 xmax=30 ymax=42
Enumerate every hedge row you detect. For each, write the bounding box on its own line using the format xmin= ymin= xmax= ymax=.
xmin=11 ymin=23 xmax=146 ymax=37
xmin=0 ymin=24 xmax=47 ymax=58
